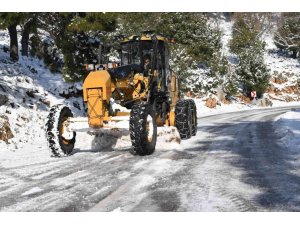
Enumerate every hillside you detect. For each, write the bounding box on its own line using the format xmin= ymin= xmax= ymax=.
xmin=187 ymin=19 xmax=300 ymax=116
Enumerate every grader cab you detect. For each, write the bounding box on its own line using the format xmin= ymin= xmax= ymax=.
xmin=46 ymin=32 xmax=197 ymax=157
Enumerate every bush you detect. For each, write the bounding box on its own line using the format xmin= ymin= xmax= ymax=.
xmin=230 ymin=16 xmax=270 ymax=96
xmin=236 ymin=46 xmax=269 ymax=95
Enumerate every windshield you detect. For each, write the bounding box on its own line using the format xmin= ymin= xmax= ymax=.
xmin=121 ymin=44 xmax=129 ymax=65
xmin=131 ymin=42 xmax=140 ymax=64
xmin=121 ymin=41 xmax=154 ymax=66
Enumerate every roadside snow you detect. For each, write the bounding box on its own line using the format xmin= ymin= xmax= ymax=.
xmin=193 ymin=96 xmax=300 ymax=118
xmin=275 ymin=109 xmax=300 ymax=151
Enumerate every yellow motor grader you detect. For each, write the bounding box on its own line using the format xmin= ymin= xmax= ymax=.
xmin=45 ymin=32 xmax=197 ymax=157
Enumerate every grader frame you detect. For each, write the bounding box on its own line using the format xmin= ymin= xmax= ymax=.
xmin=45 ymin=32 xmax=197 ymax=157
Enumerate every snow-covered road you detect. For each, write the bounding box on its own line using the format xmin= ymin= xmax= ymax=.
xmin=1 ymin=106 xmax=300 ymax=211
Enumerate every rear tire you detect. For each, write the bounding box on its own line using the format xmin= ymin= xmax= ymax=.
xmin=175 ymin=99 xmax=192 ymax=139
xmin=188 ymin=99 xmax=197 ymax=136
xmin=46 ymin=104 xmax=76 ymax=157
xmin=130 ymin=102 xmax=157 ymax=156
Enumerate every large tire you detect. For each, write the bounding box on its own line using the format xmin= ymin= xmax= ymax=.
xmin=45 ymin=104 xmax=76 ymax=157
xmin=188 ymin=99 xmax=197 ymax=136
xmin=175 ymin=99 xmax=192 ymax=139
xmin=130 ymin=102 xmax=157 ymax=156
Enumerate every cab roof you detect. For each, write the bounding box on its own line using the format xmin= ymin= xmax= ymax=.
xmin=120 ymin=32 xmax=175 ymax=44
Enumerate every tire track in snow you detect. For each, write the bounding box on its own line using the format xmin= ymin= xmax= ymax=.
xmin=0 ymin=151 xmax=131 ymax=211
xmin=176 ymin=106 xmax=299 ymax=211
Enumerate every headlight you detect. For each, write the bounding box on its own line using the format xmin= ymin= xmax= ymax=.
xmin=85 ymin=64 xmax=95 ymax=71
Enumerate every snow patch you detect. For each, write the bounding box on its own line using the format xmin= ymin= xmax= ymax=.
xmin=118 ymin=171 xmax=131 ymax=180
xmin=132 ymin=175 xmax=156 ymax=190
xmin=112 ymin=207 xmax=122 ymax=212
xmin=21 ymin=187 xmax=43 ymax=196
xmin=275 ymin=109 xmax=300 ymax=151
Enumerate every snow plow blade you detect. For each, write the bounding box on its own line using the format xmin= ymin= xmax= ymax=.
xmin=157 ymin=126 xmax=181 ymax=144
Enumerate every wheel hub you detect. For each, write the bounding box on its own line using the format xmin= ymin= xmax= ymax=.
xmin=146 ymin=115 xmax=154 ymax=142
xmin=60 ymin=118 xmax=74 ymax=143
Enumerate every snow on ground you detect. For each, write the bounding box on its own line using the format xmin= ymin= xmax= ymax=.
xmin=1 ymin=18 xmax=300 ymax=165
xmin=219 ymin=19 xmax=234 ymax=61
xmin=275 ymin=109 xmax=300 ymax=152
xmin=193 ymin=96 xmax=300 ymax=117
xmin=0 ymin=58 xmax=83 ymax=152
xmin=264 ymin=33 xmax=300 ymax=75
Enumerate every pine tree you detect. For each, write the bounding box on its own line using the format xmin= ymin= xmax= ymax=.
xmin=274 ymin=13 xmax=300 ymax=58
xmin=37 ymin=13 xmax=74 ymax=73
xmin=61 ymin=12 xmax=118 ymax=81
xmin=230 ymin=15 xmax=270 ymax=96
xmin=157 ymin=13 xmax=221 ymax=64
xmin=159 ymin=13 xmax=227 ymax=92
xmin=236 ymin=46 xmax=269 ymax=95
xmin=117 ymin=13 xmax=159 ymax=35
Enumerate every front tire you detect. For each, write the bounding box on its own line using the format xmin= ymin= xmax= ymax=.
xmin=45 ymin=104 xmax=76 ymax=157
xmin=130 ymin=102 xmax=157 ymax=156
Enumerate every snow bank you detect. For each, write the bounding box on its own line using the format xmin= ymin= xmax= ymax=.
xmin=275 ymin=109 xmax=300 ymax=152
xmin=0 ymin=58 xmax=84 ymax=151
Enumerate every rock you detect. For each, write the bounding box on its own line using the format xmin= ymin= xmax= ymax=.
xmin=25 ymin=77 xmax=32 ymax=83
xmin=0 ymin=94 xmax=8 ymax=106
xmin=59 ymin=86 xmax=83 ymax=99
xmin=39 ymin=98 xmax=50 ymax=107
xmin=185 ymin=91 xmax=195 ymax=98
xmin=205 ymin=97 xmax=218 ymax=108
xmin=274 ymin=77 xmax=286 ymax=84
xmin=284 ymin=96 xmax=295 ymax=102
xmin=73 ymin=101 xmax=81 ymax=110
xmin=26 ymin=89 xmax=38 ymax=98
xmin=27 ymin=66 xmax=37 ymax=74
xmin=16 ymin=77 xmax=23 ymax=82
xmin=266 ymin=84 xmax=275 ymax=94
xmin=257 ymin=98 xmax=273 ymax=107
xmin=222 ymin=99 xmax=230 ymax=104
xmin=28 ymin=103 xmax=36 ymax=109
xmin=0 ymin=115 xmax=14 ymax=143
xmin=216 ymin=87 xmax=227 ymax=103
xmin=282 ymin=85 xmax=298 ymax=94
xmin=0 ymin=84 xmax=7 ymax=92
xmin=2 ymin=45 xmax=9 ymax=53
xmin=237 ymin=95 xmax=251 ymax=104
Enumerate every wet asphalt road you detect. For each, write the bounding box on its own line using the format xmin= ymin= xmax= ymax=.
xmin=1 ymin=106 xmax=300 ymax=211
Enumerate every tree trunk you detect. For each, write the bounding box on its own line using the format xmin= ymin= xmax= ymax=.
xmin=21 ymin=19 xmax=34 ymax=57
xmin=21 ymin=25 xmax=29 ymax=57
xmin=8 ymin=25 xmax=18 ymax=61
